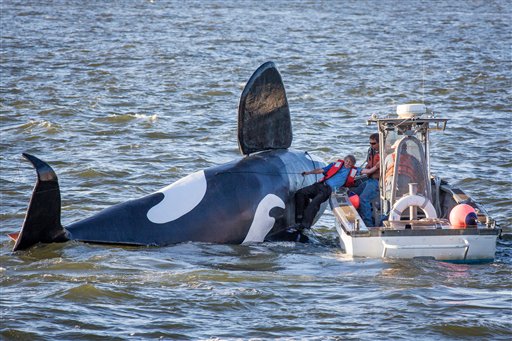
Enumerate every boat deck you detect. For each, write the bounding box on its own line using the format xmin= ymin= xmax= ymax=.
xmin=330 ymin=195 xmax=500 ymax=238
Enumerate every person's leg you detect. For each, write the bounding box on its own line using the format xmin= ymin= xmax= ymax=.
xmin=294 ymin=183 xmax=317 ymax=224
xmin=359 ymin=179 xmax=379 ymax=227
xmin=301 ymin=183 xmax=332 ymax=229
xmin=351 ymin=179 xmax=368 ymax=196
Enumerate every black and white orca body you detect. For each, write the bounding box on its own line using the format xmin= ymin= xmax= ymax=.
xmin=67 ymin=149 xmax=323 ymax=246
xmin=11 ymin=62 xmax=327 ymax=251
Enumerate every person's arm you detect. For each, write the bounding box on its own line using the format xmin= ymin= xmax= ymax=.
xmin=302 ymin=168 xmax=324 ymax=176
xmin=361 ymin=165 xmax=378 ymax=175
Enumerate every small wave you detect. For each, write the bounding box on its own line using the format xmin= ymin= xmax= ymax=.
xmin=430 ymin=320 xmax=511 ymax=339
xmin=326 ymin=52 xmax=349 ymax=58
xmin=16 ymin=119 xmax=62 ymax=134
xmin=62 ymin=283 xmax=136 ymax=302
xmin=96 ymin=113 xmax=158 ymax=124
xmin=429 ymin=88 xmax=454 ymax=95
xmin=204 ymin=90 xmax=233 ymax=96
xmin=16 ymin=11 xmax=44 ymax=17
xmin=144 ymin=132 xmax=174 ymax=139
xmin=72 ymin=168 xmax=109 ymax=178
xmin=11 ymin=100 xmax=35 ymax=109
xmin=118 ymin=144 xmax=142 ymax=150
xmin=0 ymin=329 xmax=40 ymax=340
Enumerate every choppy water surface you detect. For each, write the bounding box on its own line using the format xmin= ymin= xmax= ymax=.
xmin=1 ymin=1 xmax=511 ymax=340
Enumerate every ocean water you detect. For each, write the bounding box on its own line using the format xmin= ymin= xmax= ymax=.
xmin=1 ymin=1 xmax=511 ymax=340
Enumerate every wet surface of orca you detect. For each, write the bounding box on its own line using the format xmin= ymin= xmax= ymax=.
xmin=10 ymin=62 xmax=327 ymax=251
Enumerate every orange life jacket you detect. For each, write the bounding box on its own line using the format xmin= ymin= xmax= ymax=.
xmin=366 ymin=148 xmax=380 ymax=180
xmin=320 ymin=160 xmax=358 ymax=187
xmin=385 ymin=153 xmax=416 ymax=180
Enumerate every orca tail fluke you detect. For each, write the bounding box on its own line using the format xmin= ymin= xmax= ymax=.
xmin=11 ymin=153 xmax=69 ymax=251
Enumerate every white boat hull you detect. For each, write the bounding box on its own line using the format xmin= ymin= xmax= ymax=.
xmin=330 ymin=195 xmax=499 ymax=262
xmin=335 ymin=219 xmax=498 ymax=261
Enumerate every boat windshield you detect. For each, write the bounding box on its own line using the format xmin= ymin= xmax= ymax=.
xmin=382 ymin=136 xmax=431 ymax=206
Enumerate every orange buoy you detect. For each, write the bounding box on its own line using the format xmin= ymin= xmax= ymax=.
xmin=449 ymin=203 xmax=478 ymax=228
xmin=348 ymin=191 xmax=360 ymax=209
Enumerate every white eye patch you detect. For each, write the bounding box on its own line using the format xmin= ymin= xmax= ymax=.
xmin=147 ymin=170 xmax=207 ymax=224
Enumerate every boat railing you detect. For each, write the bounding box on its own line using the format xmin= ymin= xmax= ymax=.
xmin=330 ymin=191 xmax=366 ymax=232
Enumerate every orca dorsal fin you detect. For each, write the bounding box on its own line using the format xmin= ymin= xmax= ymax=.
xmin=238 ymin=61 xmax=292 ymax=155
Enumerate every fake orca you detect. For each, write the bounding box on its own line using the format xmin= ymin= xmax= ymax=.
xmin=10 ymin=62 xmax=327 ymax=251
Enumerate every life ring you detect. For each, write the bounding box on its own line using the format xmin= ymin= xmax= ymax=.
xmin=389 ymin=195 xmax=437 ymax=221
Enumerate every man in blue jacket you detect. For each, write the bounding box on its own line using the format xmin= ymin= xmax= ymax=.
xmin=292 ymin=154 xmax=372 ymax=232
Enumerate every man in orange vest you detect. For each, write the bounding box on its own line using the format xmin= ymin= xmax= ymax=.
xmin=352 ymin=133 xmax=380 ymax=227
xmin=290 ymin=154 xmax=372 ymax=233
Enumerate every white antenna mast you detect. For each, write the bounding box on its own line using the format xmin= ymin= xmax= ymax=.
xmin=421 ymin=53 xmax=425 ymax=104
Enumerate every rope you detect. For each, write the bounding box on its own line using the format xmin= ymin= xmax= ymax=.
xmin=304 ymin=151 xmax=319 ymax=182
xmin=214 ymin=170 xmax=304 ymax=176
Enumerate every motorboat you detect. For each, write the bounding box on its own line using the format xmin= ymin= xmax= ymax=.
xmin=329 ymin=104 xmax=500 ymax=262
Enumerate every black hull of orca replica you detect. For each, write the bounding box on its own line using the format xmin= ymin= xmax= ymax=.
xmin=10 ymin=62 xmax=327 ymax=251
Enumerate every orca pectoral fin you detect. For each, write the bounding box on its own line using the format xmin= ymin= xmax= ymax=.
xmin=12 ymin=153 xmax=68 ymax=251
